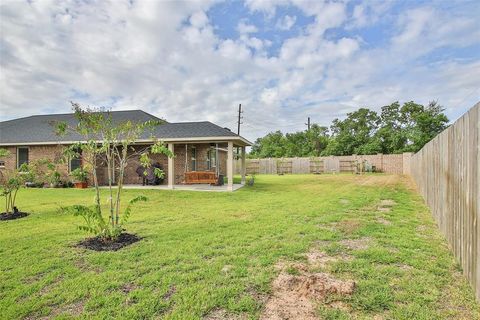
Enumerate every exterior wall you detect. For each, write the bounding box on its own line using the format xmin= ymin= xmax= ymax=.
xmin=94 ymin=143 xmax=228 ymax=185
xmin=0 ymin=145 xmax=70 ymax=181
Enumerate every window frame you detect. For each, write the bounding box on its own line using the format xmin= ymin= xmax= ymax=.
xmin=207 ymin=149 xmax=217 ymax=170
xmin=17 ymin=147 xmax=29 ymax=169
xmin=191 ymin=146 xmax=197 ymax=171
xmin=69 ymin=148 xmax=82 ymax=172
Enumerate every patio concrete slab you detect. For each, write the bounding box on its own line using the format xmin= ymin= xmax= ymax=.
xmin=121 ymin=183 xmax=244 ymax=192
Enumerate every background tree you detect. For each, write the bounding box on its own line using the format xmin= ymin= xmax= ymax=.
xmin=249 ymin=101 xmax=449 ymax=157
xmin=250 ymin=131 xmax=286 ymax=158
xmin=399 ymin=101 xmax=449 ymax=152
xmin=324 ymin=108 xmax=381 ymax=155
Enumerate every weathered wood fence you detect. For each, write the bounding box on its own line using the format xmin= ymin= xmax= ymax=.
xmin=410 ymin=102 xmax=479 ymax=300
xmin=234 ymin=153 xmax=410 ymax=175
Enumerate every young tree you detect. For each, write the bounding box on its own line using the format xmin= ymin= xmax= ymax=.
xmin=56 ymin=103 xmax=173 ymax=241
xmin=0 ymin=148 xmax=36 ymax=216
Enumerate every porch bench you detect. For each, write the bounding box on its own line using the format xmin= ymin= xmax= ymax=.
xmin=185 ymin=171 xmax=217 ymax=184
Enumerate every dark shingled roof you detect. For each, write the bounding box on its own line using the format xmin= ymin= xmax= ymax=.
xmin=0 ymin=110 xmax=247 ymax=145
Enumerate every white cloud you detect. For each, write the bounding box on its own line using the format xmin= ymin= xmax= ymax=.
xmin=276 ymin=15 xmax=296 ymax=30
xmin=237 ymin=20 xmax=258 ymax=34
xmin=0 ymin=0 xmax=478 ymax=143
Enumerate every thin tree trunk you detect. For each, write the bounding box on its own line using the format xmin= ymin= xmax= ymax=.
xmin=11 ymin=188 xmax=18 ymax=212
xmin=5 ymin=192 xmax=10 ymax=213
xmin=92 ymin=156 xmax=101 ymax=213
xmin=114 ymin=148 xmax=127 ymax=225
xmin=106 ymin=146 xmax=114 ymax=226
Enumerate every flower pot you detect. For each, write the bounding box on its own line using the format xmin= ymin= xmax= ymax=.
xmin=74 ymin=182 xmax=88 ymax=189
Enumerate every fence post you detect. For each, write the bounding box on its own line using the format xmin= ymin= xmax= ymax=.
xmin=402 ymin=152 xmax=413 ymax=175
xmin=377 ymin=153 xmax=384 ymax=172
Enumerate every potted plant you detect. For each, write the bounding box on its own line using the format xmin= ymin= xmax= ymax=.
xmin=71 ymin=168 xmax=88 ymax=188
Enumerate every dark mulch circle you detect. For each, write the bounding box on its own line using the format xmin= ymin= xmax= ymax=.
xmin=76 ymin=233 xmax=141 ymax=251
xmin=0 ymin=211 xmax=29 ymax=221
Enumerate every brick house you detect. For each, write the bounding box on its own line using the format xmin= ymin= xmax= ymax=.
xmin=0 ymin=110 xmax=251 ymax=191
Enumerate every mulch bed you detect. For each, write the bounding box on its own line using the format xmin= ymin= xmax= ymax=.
xmin=0 ymin=211 xmax=29 ymax=221
xmin=76 ymin=233 xmax=141 ymax=251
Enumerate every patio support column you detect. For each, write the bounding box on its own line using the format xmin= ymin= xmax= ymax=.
xmin=241 ymin=146 xmax=246 ymax=184
xmin=168 ymin=143 xmax=175 ymax=189
xmin=227 ymin=141 xmax=234 ymax=191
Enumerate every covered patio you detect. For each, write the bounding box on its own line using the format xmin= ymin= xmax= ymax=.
xmin=163 ymin=138 xmax=249 ymax=192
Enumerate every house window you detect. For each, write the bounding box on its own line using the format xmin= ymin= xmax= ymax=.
xmin=207 ymin=149 xmax=217 ymax=170
xmin=0 ymin=160 xmax=5 ymax=168
xmin=191 ymin=147 xmax=197 ymax=171
xmin=17 ymin=147 xmax=29 ymax=168
xmin=70 ymin=149 xmax=82 ymax=172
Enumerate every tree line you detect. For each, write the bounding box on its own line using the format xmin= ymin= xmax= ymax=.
xmin=249 ymin=101 xmax=449 ymax=158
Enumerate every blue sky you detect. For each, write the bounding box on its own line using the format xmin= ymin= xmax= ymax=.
xmin=0 ymin=0 xmax=479 ymax=141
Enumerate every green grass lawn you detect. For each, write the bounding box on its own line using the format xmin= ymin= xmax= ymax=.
xmin=0 ymin=175 xmax=478 ymax=319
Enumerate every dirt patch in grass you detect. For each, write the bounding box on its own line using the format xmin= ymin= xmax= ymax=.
xmin=76 ymin=233 xmax=141 ymax=251
xmin=376 ymin=217 xmax=391 ymax=225
xmin=261 ymin=270 xmax=355 ymax=320
xmin=25 ymin=300 xmax=84 ymax=320
xmin=306 ymin=250 xmax=343 ymax=269
xmin=38 ymin=275 xmax=64 ymax=296
xmin=377 ymin=199 xmax=396 ymax=212
xmin=204 ymin=308 xmax=247 ymax=320
xmin=74 ymin=256 xmax=103 ymax=274
xmin=246 ymin=286 xmax=269 ymax=305
xmin=0 ymin=211 xmax=29 ymax=221
xmin=379 ymin=199 xmax=396 ymax=207
xmin=339 ymin=237 xmax=372 ymax=250
xmin=162 ymin=285 xmax=176 ymax=301
xmin=120 ymin=282 xmax=139 ymax=294
xmin=261 ymin=248 xmax=355 ymax=320
xmin=337 ymin=219 xmax=362 ymax=234
xmin=221 ymin=265 xmax=233 ymax=273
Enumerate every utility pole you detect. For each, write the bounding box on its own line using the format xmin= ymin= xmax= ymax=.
xmin=236 ymin=104 xmax=243 ymax=159
xmin=305 ymin=117 xmax=311 ymax=131
xmin=237 ymin=104 xmax=243 ymax=135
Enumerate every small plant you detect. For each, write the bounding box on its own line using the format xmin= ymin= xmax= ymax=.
xmin=70 ymin=167 xmax=88 ymax=182
xmin=70 ymin=167 xmax=88 ymax=188
xmin=49 ymin=170 xmax=62 ymax=187
xmin=62 ymin=195 xmax=147 ymax=241
xmin=247 ymin=174 xmax=255 ymax=186
xmin=0 ymin=160 xmax=32 ymax=218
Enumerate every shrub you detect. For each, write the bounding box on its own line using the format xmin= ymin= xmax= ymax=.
xmin=70 ymin=167 xmax=88 ymax=183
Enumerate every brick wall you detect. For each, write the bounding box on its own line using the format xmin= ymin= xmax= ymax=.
xmin=0 ymin=145 xmax=70 ymax=181
xmin=94 ymin=143 xmax=228 ymax=185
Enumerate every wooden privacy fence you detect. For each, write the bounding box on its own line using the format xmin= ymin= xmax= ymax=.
xmin=410 ymin=102 xmax=479 ymax=300
xmin=235 ymin=153 xmax=409 ymax=175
